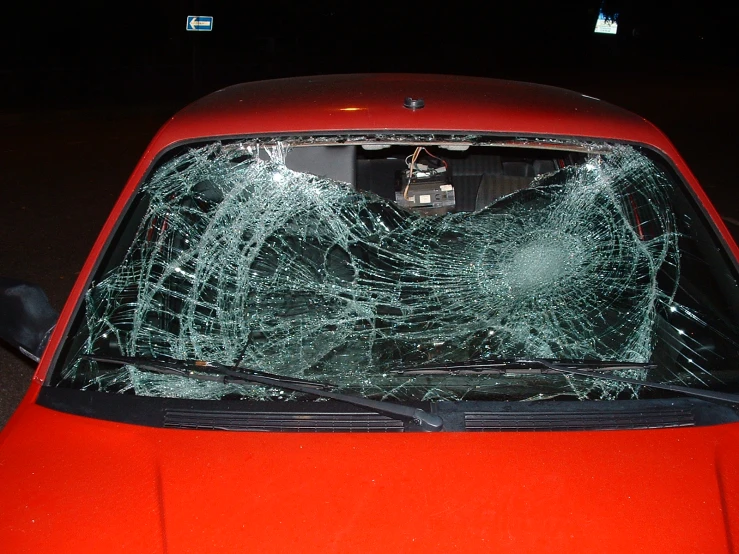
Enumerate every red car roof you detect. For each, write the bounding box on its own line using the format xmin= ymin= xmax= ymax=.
xmin=151 ymin=74 xmax=671 ymax=150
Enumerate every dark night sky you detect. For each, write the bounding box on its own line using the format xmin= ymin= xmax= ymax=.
xmin=1 ymin=1 xmax=737 ymax=109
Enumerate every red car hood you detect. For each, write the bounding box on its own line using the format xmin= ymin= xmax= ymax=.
xmin=2 ymin=401 xmax=739 ymax=553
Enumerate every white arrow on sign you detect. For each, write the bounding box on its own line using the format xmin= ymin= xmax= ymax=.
xmin=186 ymin=16 xmax=213 ymax=31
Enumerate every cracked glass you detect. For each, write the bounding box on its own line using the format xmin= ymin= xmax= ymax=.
xmin=53 ymin=138 xmax=739 ymax=403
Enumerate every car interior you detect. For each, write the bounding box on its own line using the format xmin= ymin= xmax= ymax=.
xmin=284 ymin=144 xmax=582 ymax=214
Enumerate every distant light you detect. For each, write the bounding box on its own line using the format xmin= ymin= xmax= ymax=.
xmin=594 ymin=11 xmax=618 ymax=35
xmin=339 ymin=107 xmax=366 ymax=112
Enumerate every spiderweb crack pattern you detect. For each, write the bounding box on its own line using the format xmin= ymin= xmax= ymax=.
xmin=73 ymin=143 xmax=679 ymax=400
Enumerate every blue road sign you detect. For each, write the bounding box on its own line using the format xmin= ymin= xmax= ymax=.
xmin=186 ymin=16 xmax=213 ymax=31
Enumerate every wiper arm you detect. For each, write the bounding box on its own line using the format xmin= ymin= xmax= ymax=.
xmin=399 ymin=358 xmax=739 ymax=405
xmin=82 ymin=354 xmax=443 ymax=431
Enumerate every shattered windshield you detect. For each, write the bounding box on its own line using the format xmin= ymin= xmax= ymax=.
xmin=52 ymin=138 xmax=739 ymax=403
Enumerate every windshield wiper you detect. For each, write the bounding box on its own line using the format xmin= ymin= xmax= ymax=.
xmin=398 ymin=359 xmax=739 ymax=405
xmin=398 ymin=359 xmax=657 ymax=375
xmin=82 ymin=354 xmax=443 ymax=431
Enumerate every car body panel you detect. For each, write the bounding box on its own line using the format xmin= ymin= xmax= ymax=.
xmin=157 ymin=74 xmax=666 ymax=144
xmin=2 ymin=390 xmax=739 ymax=553
xmin=3 ymin=74 xmax=739 ymax=553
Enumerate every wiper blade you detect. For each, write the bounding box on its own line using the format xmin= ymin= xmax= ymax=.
xmin=399 ymin=358 xmax=739 ymax=405
xmin=534 ymin=359 xmax=739 ymax=406
xmin=398 ymin=359 xmax=656 ymax=375
xmin=85 ymin=354 xmax=325 ymax=386
xmin=82 ymin=354 xmax=443 ymax=431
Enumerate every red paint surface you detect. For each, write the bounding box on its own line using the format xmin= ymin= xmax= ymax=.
xmin=158 ymin=74 xmax=666 ymax=144
xmin=2 ymin=397 xmax=739 ymax=553
xmin=4 ymin=74 xmax=739 ymax=553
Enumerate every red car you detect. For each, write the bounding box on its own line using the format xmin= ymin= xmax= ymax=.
xmin=2 ymin=74 xmax=739 ymax=552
